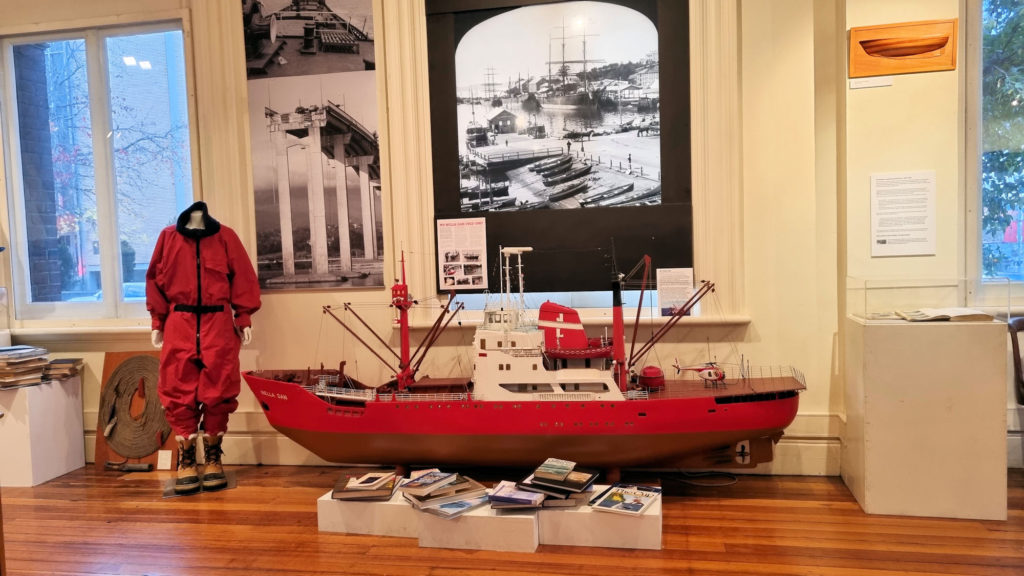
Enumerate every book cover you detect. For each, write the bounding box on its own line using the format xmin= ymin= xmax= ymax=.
xmin=397 ymin=470 xmax=457 ymax=497
xmin=533 ymin=457 xmax=576 ymax=481
xmin=591 ymin=484 xmax=662 ymax=516
xmin=421 ymin=494 xmax=489 ymax=519
xmin=529 ymin=467 xmax=599 ymax=493
xmin=403 ymin=476 xmax=487 ymax=509
xmin=346 ymin=471 xmax=396 ymax=490
xmin=331 ymin=475 xmax=398 ymax=501
xmin=488 ymin=480 xmax=546 ymax=505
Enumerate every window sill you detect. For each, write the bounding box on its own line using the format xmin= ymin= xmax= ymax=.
xmin=9 ymin=325 xmax=153 ymax=346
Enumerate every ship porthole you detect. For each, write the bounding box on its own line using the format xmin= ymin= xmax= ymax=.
xmin=261 ymin=402 xmax=270 ymax=412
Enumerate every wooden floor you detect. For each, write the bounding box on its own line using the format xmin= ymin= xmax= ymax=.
xmin=1 ymin=466 xmax=1022 ymax=576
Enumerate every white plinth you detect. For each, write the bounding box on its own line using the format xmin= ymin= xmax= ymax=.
xmin=419 ymin=506 xmax=539 ymax=553
xmin=0 ymin=377 xmax=85 ymax=487
xmin=538 ymin=486 xmax=662 ymax=549
xmin=317 ymin=490 xmax=420 ymax=538
xmin=843 ymin=317 xmax=1007 ymax=520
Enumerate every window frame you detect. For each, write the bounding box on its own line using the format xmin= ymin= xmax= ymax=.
xmin=0 ymin=18 xmax=199 ymax=324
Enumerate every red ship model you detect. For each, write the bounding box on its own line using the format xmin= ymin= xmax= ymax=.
xmin=243 ymin=248 xmax=804 ymax=473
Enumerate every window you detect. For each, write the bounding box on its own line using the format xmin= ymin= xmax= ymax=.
xmin=1 ymin=23 xmax=194 ymax=320
xmin=972 ymin=0 xmax=1024 ymax=300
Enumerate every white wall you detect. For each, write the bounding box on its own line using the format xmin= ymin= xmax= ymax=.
xmin=4 ymin=0 xmax=1008 ymax=475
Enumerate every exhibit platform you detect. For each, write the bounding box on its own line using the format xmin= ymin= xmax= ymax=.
xmin=317 ymin=484 xmax=662 ymax=552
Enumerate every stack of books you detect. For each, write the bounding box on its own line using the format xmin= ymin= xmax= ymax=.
xmin=589 ymin=483 xmax=663 ymax=516
xmin=516 ymin=457 xmax=600 ymax=508
xmin=488 ymin=480 xmax=547 ymax=510
xmin=0 ymin=345 xmax=49 ymax=388
xmin=43 ymin=358 xmax=85 ymax=381
xmin=331 ymin=469 xmax=399 ymax=501
xmin=399 ymin=469 xmax=488 ymax=519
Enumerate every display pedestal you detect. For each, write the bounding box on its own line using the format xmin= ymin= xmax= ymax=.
xmin=0 ymin=377 xmax=86 ymax=487
xmin=843 ymin=317 xmax=1007 ymax=520
xmin=318 ymin=486 xmax=664 ymax=552
xmin=538 ymin=487 xmax=662 ymax=549
xmin=419 ymin=507 xmax=539 ymax=552
xmin=317 ymin=490 xmax=420 ymax=538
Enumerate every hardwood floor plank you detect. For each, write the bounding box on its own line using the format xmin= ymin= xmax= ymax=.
xmin=1 ymin=467 xmax=1021 ymax=576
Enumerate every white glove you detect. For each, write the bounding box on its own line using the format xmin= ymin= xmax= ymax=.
xmin=151 ymin=329 xmax=164 ymax=349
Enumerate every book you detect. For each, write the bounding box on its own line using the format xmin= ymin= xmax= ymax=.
xmin=590 ymin=484 xmax=662 ymax=516
xmin=346 ymin=471 xmax=396 ymax=490
xmin=396 ymin=470 xmax=457 ymax=497
xmin=421 ymin=494 xmax=490 ymax=519
xmin=488 ymin=480 xmax=546 ymax=506
xmin=403 ymin=475 xmax=487 ymax=509
xmin=331 ymin=474 xmax=398 ymax=501
xmin=533 ymin=457 xmax=576 ymax=481
xmin=0 ymin=346 xmax=48 ymax=363
xmin=896 ymin=308 xmax=994 ymax=322
xmin=516 ymin=474 xmax=574 ymax=498
xmin=529 ymin=467 xmax=599 ymax=493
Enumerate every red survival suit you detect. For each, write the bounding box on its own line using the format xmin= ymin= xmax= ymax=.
xmin=146 ymin=202 xmax=261 ymax=438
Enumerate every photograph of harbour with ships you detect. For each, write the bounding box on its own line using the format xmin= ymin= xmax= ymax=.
xmin=455 ymin=1 xmax=661 ymax=213
xmin=241 ymin=0 xmax=384 ymax=290
xmin=428 ymin=0 xmax=691 ymax=292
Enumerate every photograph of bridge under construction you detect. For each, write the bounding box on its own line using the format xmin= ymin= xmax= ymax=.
xmin=455 ymin=1 xmax=660 ymax=213
xmin=247 ymin=72 xmax=384 ymax=290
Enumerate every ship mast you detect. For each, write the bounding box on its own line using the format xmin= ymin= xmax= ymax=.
xmin=392 ymin=252 xmax=414 ymax=389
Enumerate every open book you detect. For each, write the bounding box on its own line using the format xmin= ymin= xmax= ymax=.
xmin=896 ymin=308 xmax=994 ymax=322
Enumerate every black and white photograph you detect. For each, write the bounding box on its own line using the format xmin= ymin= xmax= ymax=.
xmin=242 ymin=0 xmax=375 ymax=78
xmin=243 ymin=0 xmax=384 ymax=290
xmin=428 ymin=0 xmax=691 ymax=292
xmin=455 ymin=1 xmax=660 ymax=213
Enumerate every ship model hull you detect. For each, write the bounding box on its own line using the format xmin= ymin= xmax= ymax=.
xmin=244 ymin=370 xmax=801 ymax=468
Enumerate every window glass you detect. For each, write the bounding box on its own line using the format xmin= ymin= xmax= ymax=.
xmin=981 ymin=0 xmax=1024 ymax=280
xmin=12 ymin=38 xmax=99 ymax=302
xmin=106 ymin=30 xmax=193 ymax=295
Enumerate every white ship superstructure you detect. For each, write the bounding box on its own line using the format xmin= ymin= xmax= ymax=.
xmin=470 ymin=247 xmax=625 ymax=402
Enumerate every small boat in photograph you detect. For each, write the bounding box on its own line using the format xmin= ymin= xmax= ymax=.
xmin=544 ymin=163 xmax=592 ymax=186
xmin=595 ymin=184 xmax=661 ymax=207
xmin=533 ymin=155 xmax=573 ymax=175
xmin=579 ymin=182 xmax=635 ymax=206
xmin=546 ymin=178 xmax=589 ymax=202
xmin=528 ymin=154 xmax=569 ymax=172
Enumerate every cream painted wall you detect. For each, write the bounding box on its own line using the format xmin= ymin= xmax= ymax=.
xmin=5 ymin=0 xmax=989 ymax=475
xmin=844 ymin=0 xmax=962 ymax=281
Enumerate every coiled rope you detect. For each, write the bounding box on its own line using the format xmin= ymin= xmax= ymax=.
xmin=97 ymin=354 xmax=170 ymax=458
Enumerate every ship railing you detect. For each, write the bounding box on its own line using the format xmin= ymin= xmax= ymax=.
xmin=535 ymin=392 xmax=596 ymax=401
xmin=505 ymin=348 xmax=543 ymax=357
xmin=625 ymin=389 xmax=650 ymax=400
xmin=314 ymin=386 xmax=377 ymax=402
xmin=389 ymin=392 xmax=471 ymax=402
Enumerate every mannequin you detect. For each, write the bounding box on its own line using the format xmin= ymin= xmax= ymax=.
xmin=146 ymin=201 xmax=261 ymax=494
xmin=151 ymin=211 xmax=253 ymax=348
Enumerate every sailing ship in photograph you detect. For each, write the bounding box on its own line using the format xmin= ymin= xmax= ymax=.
xmin=453 ymin=1 xmax=663 ymax=213
xmin=243 ymin=248 xmax=805 ymax=470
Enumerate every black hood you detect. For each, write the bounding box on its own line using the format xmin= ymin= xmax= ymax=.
xmin=176 ymin=201 xmax=221 ymax=238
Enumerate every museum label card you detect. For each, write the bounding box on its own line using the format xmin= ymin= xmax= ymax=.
xmin=870 ymin=170 xmax=936 ymax=257
xmin=437 ymin=218 xmax=487 ymax=290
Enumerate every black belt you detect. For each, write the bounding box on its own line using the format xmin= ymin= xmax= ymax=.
xmin=173 ymin=304 xmax=224 ymax=314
